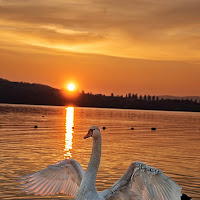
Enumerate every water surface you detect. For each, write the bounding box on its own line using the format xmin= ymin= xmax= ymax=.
xmin=0 ymin=104 xmax=199 ymax=199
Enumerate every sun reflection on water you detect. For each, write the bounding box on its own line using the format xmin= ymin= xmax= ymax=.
xmin=64 ymin=107 xmax=74 ymax=159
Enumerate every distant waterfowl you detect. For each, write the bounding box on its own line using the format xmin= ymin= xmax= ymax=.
xmin=102 ymin=126 xmax=106 ymax=130
xmin=151 ymin=127 xmax=156 ymax=130
xmin=131 ymin=127 xmax=134 ymax=130
xmin=19 ymin=126 xmax=189 ymax=200
xmin=34 ymin=125 xmax=38 ymax=128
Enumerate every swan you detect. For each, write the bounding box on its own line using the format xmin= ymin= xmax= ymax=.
xmin=19 ymin=126 xmax=187 ymax=200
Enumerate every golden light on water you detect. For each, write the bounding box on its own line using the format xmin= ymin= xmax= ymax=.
xmin=64 ymin=107 xmax=74 ymax=159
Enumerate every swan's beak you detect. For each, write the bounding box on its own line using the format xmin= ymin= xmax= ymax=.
xmin=84 ymin=129 xmax=93 ymax=139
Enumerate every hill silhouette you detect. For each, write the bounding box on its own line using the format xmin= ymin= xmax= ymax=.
xmin=0 ymin=78 xmax=66 ymax=106
xmin=0 ymin=78 xmax=200 ymax=112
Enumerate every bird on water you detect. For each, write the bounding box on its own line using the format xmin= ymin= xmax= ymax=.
xmin=19 ymin=126 xmax=191 ymax=199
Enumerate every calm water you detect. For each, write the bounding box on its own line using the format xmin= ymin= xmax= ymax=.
xmin=0 ymin=104 xmax=199 ymax=200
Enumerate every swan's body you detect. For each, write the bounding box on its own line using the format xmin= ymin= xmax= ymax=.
xmin=19 ymin=126 xmax=184 ymax=200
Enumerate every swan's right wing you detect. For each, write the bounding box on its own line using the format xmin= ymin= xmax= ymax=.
xmin=18 ymin=159 xmax=84 ymax=197
xmin=101 ymin=161 xmax=182 ymax=200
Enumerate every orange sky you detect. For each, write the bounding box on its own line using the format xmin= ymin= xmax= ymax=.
xmin=0 ymin=0 xmax=200 ymax=96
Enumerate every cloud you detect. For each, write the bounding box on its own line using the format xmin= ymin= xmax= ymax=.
xmin=0 ymin=0 xmax=200 ymax=60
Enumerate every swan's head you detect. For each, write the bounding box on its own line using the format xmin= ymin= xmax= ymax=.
xmin=84 ymin=126 xmax=101 ymax=139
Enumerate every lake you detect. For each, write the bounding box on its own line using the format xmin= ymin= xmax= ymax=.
xmin=0 ymin=104 xmax=199 ymax=199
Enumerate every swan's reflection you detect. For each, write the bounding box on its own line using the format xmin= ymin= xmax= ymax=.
xmin=64 ymin=107 xmax=74 ymax=159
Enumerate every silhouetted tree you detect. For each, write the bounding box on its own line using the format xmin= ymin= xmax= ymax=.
xmin=148 ymin=95 xmax=151 ymax=101
xmin=135 ymin=94 xmax=138 ymax=99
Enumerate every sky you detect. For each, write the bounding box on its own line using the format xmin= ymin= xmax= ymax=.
xmin=0 ymin=0 xmax=200 ymax=96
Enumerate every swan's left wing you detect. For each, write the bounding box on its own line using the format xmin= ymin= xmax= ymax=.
xmin=18 ymin=159 xmax=84 ymax=197
xmin=100 ymin=161 xmax=182 ymax=200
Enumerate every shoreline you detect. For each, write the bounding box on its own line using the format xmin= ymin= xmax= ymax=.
xmin=0 ymin=102 xmax=200 ymax=113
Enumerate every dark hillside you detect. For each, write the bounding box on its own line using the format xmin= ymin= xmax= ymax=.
xmin=0 ymin=78 xmax=66 ymax=106
xmin=0 ymin=78 xmax=200 ymax=112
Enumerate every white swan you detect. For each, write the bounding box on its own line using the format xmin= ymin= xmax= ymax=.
xmin=19 ymin=126 xmax=183 ymax=200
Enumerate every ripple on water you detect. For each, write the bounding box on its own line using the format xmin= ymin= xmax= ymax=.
xmin=0 ymin=104 xmax=199 ymax=199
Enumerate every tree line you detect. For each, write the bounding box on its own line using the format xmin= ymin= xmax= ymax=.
xmin=0 ymin=78 xmax=200 ymax=112
xmin=75 ymin=91 xmax=200 ymax=112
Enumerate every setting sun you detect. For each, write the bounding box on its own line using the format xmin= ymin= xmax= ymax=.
xmin=67 ymin=83 xmax=75 ymax=91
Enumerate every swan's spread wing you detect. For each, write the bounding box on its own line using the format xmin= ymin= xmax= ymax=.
xmin=101 ymin=161 xmax=182 ymax=200
xmin=19 ymin=159 xmax=84 ymax=197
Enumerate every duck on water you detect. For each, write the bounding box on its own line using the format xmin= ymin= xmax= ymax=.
xmin=19 ymin=126 xmax=191 ymax=199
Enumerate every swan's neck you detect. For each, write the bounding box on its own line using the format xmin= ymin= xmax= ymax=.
xmin=82 ymin=135 xmax=101 ymax=187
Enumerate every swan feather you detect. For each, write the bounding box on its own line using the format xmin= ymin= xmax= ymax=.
xmin=19 ymin=159 xmax=84 ymax=197
xmin=100 ymin=161 xmax=182 ymax=200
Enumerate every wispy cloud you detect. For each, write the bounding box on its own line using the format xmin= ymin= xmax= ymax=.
xmin=0 ymin=0 xmax=200 ymax=60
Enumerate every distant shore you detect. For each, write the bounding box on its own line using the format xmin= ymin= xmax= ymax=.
xmin=0 ymin=102 xmax=200 ymax=114
xmin=0 ymin=78 xmax=200 ymax=112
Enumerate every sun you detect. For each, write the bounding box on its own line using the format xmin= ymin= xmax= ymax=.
xmin=67 ymin=83 xmax=75 ymax=91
